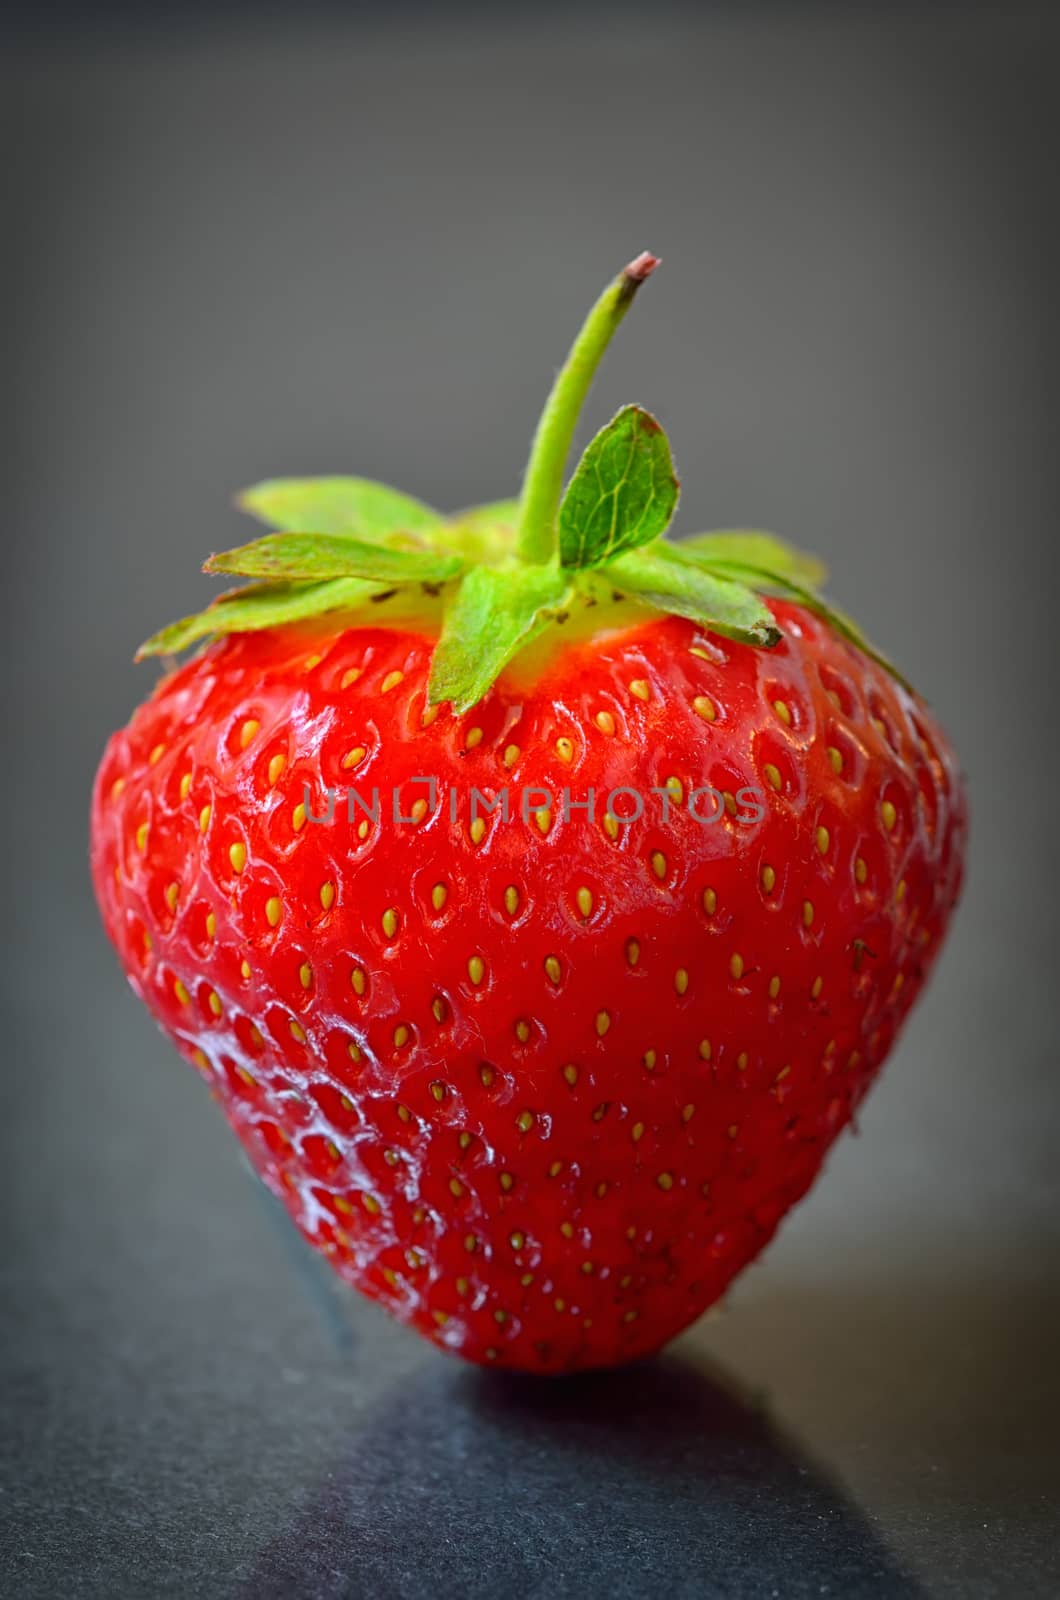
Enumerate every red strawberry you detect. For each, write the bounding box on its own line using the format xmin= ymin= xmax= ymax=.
xmin=90 ymin=253 xmax=966 ymax=1373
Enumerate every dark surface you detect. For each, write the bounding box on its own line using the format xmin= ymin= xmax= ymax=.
xmin=3 ymin=6 xmax=1060 ymax=1596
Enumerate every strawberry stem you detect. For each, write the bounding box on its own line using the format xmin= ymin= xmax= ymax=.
xmin=515 ymin=251 xmax=660 ymax=565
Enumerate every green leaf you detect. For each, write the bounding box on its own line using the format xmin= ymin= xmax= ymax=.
xmin=730 ymin=566 xmax=914 ymax=692
xmin=428 ymin=564 xmax=570 ymax=712
xmin=136 ymin=577 xmax=376 ymax=659
xmin=558 ymin=405 xmax=679 ymax=568
xmin=204 ymin=532 xmax=462 ymax=584
xmin=672 ymin=530 xmax=827 ymax=589
xmin=238 ymin=476 xmax=445 ymax=539
xmin=605 ymin=545 xmax=781 ymax=647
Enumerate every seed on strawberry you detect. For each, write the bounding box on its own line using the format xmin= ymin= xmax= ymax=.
xmin=91 ymin=252 xmax=966 ymax=1373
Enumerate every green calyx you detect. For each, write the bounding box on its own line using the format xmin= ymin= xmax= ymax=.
xmin=138 ymin=251 xmax=906 ymax=709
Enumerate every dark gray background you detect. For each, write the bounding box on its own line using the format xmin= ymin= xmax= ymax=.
xmin=4 ymin=4 xmax=1059 ymax=1596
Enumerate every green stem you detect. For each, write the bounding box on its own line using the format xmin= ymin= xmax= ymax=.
xmin=515 ymin=251 xmax=659 ymax=564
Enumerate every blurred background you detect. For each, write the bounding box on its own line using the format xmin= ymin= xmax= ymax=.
xmin=4 ymin=3 xmax=1059 ymax=1596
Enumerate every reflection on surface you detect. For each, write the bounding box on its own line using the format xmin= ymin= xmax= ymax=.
xmin=242 ymin=1349 xmax=923 ymax=1598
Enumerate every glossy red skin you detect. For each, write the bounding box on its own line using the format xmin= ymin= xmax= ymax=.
xmin=90 ymin=601 xmax=966 ymax=1372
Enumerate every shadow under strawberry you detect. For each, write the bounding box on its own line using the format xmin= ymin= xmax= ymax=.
xmin=238 ymin=1341 xmax=923 ymax=1599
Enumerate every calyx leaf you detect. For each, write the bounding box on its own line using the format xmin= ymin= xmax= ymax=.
xmin=136 ymin=578 xmax=377 ymax=659
xmin=673 ymin=530 xmax=827 ymax=590
xmin=204 ymin=532 xmax=462 ymax=585
xmin=428 ymin=564 xmax=570 ymax=713
xmin=559 ymin=405 xmax=679 ymax=569
xmin=238 ymin=476 xmax=444 ymax=540
xmin=605 ymin=544 xmax=781 ymax=647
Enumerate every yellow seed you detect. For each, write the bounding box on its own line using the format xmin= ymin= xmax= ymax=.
xmin=431 ymin=883 xmax=447 ymax=911
xmin=342 ymin=746 xmax=367 ymax=771
xmin=179 ymin=772 xmax=192 ymax=800
xmin=682 ymin=1103 xmax=696 ymax=1123
xmin=420 ymin=704 xmax=440 ymax=728
xmin=149 ymin=742 xmax=166 ymax=766
xmin=510 ymin=1232 xmax=526 ymax=1252
xmin=467 ymin=955 xmax=485 ymax=985
xmin=362 ymin=1193 xmax=381 ymax=1216
xmin=664 ymin=775 xmax=683 ymax=803
xmin=382 ymin=907 xmax=398 ymax=938
xmin=816 ymin=825 xmax=830 ymax=855
xmin=289 ymin=1019 xmax=306 ymax=1043
xmin=763 ymin=764 xmax=782 ymax=792
xmin=480 ymin=1064 xmax=495 ymax=1088
xmin=651 ymin=851 xmax=667 ymax=880
xmin=499 ymin=1171 xmax=514 ymax=1192
xmin=320 ymin=881 xmax=335 ymax=910
xmin=208 ymin=990 xmax=222 ymax=1017
xmin=396 ymin=1104 xmax=411 ymax=1123
xmin=803 ymin=900 xmax=814 ymax=927
xmin=737 ymin=1051 xmax=748 ymax=1071
xmin=544 ymin=956 xmax=562 ymax=985
xmin=448 ymin=1177 xmax=464 ymax=1197
xmin=380 ymin=670 xmax=404 ymax=694
xmin=265 ymin=896 xmax=282 ymax=927
xmin=769 ymin=975 xmax=781 ymax=999
xmin=164 ymin=881 xmax=179 ymax=912
xmin=703 ymin=887 xmax=717 ymax=915
xmin=827 ymin=746 xmax=842 ymax=775
xmin=206 ymin=912 xmax=216 ymax=939
xmin=410 ymin=798 xmax=428 ymax=824
xmin=504 ymin=885 xmax=519 ymax=915
xmin=730 ymin=953 xmax=744 ymax=980
xmin=469 ymin=817 xmax=486 ymax=846
xmin=555 ymin=736 xmax=574 ymax=762
xmin=548 ymin=1161 xmax=563 ymax=1178
xmin=503 ymin=743 xmax=520 ymax=768
xmin=350 ymin=967 xmax=366 ymax=996
xmin=430 ymin=1081 xmax=446 ymax=1103
xmin=643 ymin=1049 xmax=657 ymax=1070
xmin=303 ymin=653 xmax=322 ymax=671
xmin=535 ymin=807 xmax=551 ymax=835
xmin=632 ymin=1122 xmax=645 ymax=1142
xmin=674 ymin=968 xmax=689 ymax=995
xmin=239 ymin=719 xmax=260 ymax=749
xmin=595 ymin=1010 xmax=611 ymax=1037
xmin=199 ymin=804 xmax=212 ymax=833
xmin=236 ymin=1065 xmax=257 ymax=1089
xmin=267 ymin=752 xmax=286 ymax=785
xmin=392 ymin=1024 xmax=409 ymax=1049
xmin=693 ymin=694 xmax=716 ymax=722
xmin=173 ymin=978 xmax=190 ymax=1006
xmin=559 ymin=1221 xmax=574 ymax=1239
xmin=465 ymin=726 xmax=483 ymax=750
xmin=657 ymin=1172 xmax=674 ymax=1192
xmin=881 ymin=799 xmax=897 ymax=831
xmin=626 ymin=939 xmax=640 ymax=967
xmin=595 ymin=710 xmax=616 ymax=735
xmin=563 ymin=1064 xmax=578 ymax=1086
xmin=110 ymin=776 xmax=126 ymax=799
xmin=581 ymin=1261 xmax=594 ymax=1275
xmin=229 ymin=842 xmax=247 ymax=874
xmin=515 ymin=1019 xmax=530 ymax=1043
xmin=576 ymin=886 xmax=593 ymax=919
xmin=761 ymin=864 xmax=776 ymax=893
xmin=136 ymin=824 xmax=150 ymax=854
xmin=773 ymin=699 xmax=792 ymax=726
xmin=811 ymin=976 xmax=823 ymax=999
xmin=630 ymin=678 xmax=650 ymax=701
xmin=292 ymin=803 xmax=307 ymax=832
xmin=432 ymin=996 xmax=448 ymax=1023
xmin=699 ymin=1039 xmax=711 ymax=1060
xmin=340 ymin=667 xmax=362 ymax=690
xmin=516 ymin=1110 xmax=534 ymax=1134
xmin=855 ymin=856 xmax=868 ymax=884
xmin=554 ymin=1298 xmax=566 ymax=1313
xmin=456 ymin=1277 xmax=470 ymax=1295
xmin=240 ymin=959 xmax=251 ymax=980
xmin=299 ymin=962 xmax=312 ymax=989
xmin=464 ymin=1235 xmax=478 ymax=1254
xmin=895 ymin=878 xmax=907 ymax=902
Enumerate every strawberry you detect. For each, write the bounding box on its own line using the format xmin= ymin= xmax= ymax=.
xmin=90 ymin=253 xmax=966 ymax=1373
